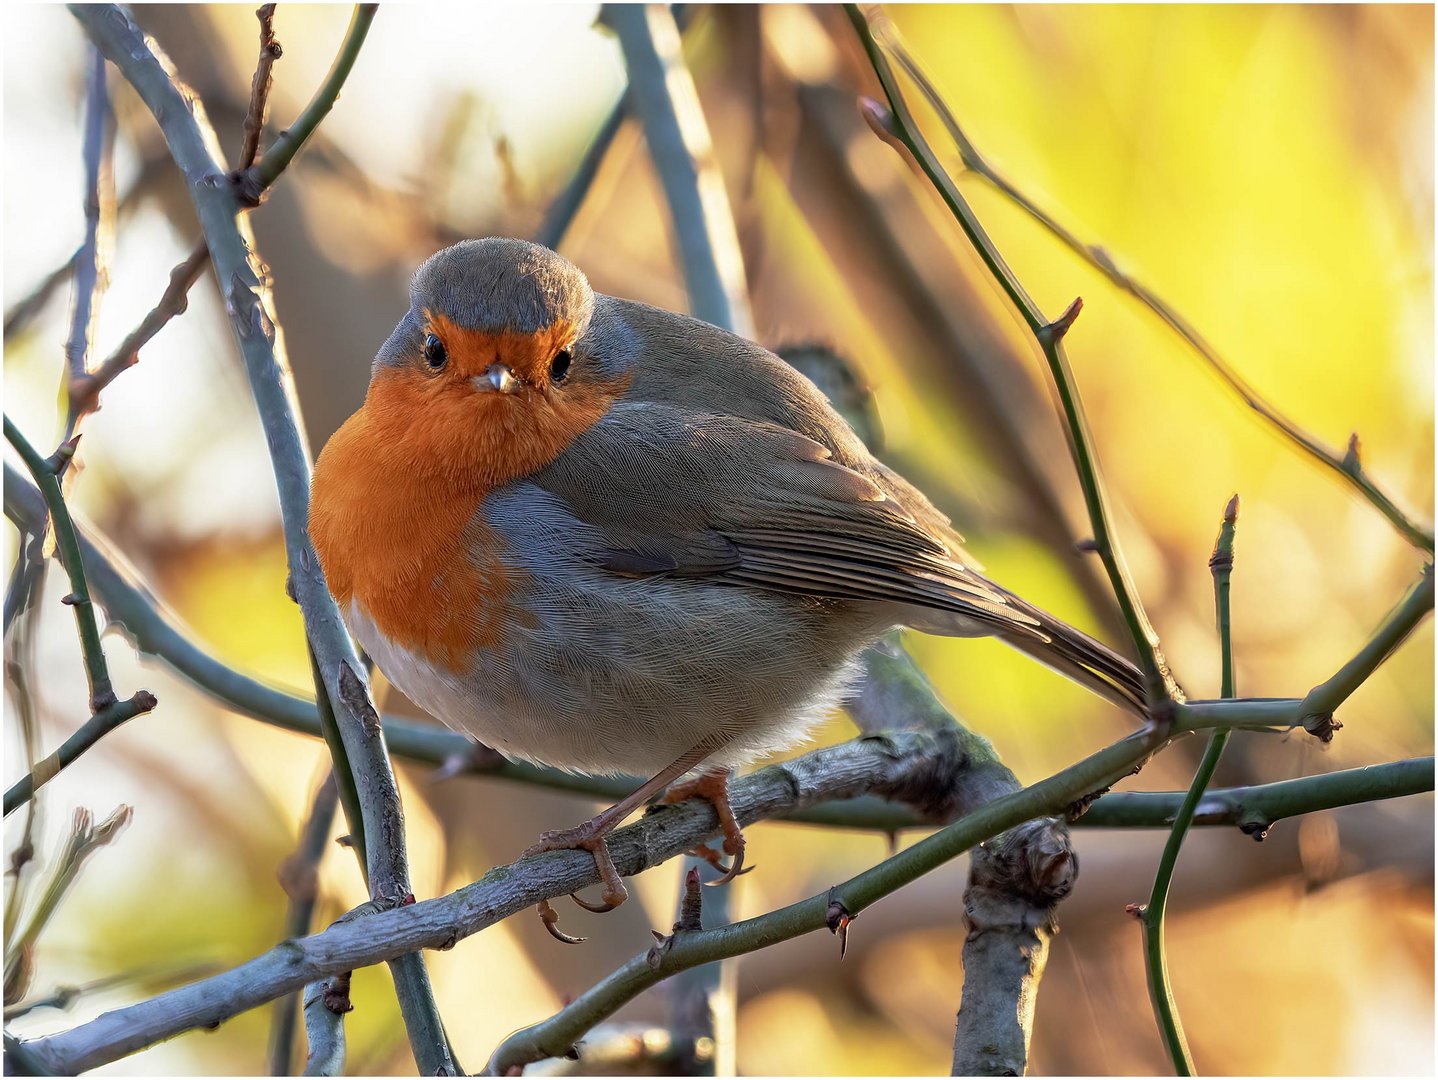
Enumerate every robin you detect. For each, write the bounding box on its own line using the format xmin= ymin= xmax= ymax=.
xmin=310 ymin=238 xmax=1145 ymax=940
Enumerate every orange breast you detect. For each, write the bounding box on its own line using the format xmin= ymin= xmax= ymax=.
xmin=310 ymin=350 xmax=627 ymax=673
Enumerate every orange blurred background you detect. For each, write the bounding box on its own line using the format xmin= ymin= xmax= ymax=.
xmin=3 ymin=4 xmax=1432 ymax=1075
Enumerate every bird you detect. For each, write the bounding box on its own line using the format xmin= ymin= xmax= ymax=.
xmin=309 ymin=237 xmax=1147 ymax=940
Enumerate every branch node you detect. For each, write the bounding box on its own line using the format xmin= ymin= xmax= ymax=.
xmin=1239 ymin=820 xmax=1271 ymax=842
xmin=321 ymin=971 xmax=354 ymax=1015
xmin=1301 ymin=712 xmax=1342 ymax=743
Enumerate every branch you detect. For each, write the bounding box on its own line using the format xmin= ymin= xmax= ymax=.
xmin=3 ymin=250 xmax=80 ymax=342
xmin=67 ymin=244 xmax=209 ymax=426
xmin=239 ymin=4 xmax=281 ymax=173
xmin=881 ymin=28 xmax=1434 ymax=554
xmin=846 ymin=4 xmax=1174 ymax=701
xmin=1080 ymin=757 xmax=1433 ymax=834
xmin=61 ymin=46 xmax=115 ymax=440
xmin=2 ymin=691 xmax=157 ymax=816
xmin=1297 ymin=563 xmax=1435 ymax=738
xmin=600 ymin=4 xmax=755 ymax=337
xmin=250 ymin=5 xmax=378 ymax=191
xmin=4 ymin=419 xmax=115 ymax=712
xmin=950 ymin=817 xmax=1073 ymax=1075
xmin=533 ymin=95 xmax=626 ymax=252
xmin=1140 ymin=495 xmax=1241 ymax=1074
xmin=485 ymin=727 xmax=1158 ymax=1075
xmin=70 ymin=6 xmax=455 ymax=1075
xmin=66 ymin=5 xmax=370 ymax=426
xmin=20 ymin=722 xmax=1171 ymax=1075
xmin=301 ymin=972 xmax=349 ymax=1075
xmin=268 ymin=773 xmax=340 ymax=1076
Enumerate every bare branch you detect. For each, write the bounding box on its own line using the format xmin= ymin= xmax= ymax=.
xmin=600 ymin=4 xmax=755 ymax=337
xmin=848 ymin=5 xmax=1174 ymax=702
xmin=61 ymin=47 xmax=116 ymax=440
xmin=69 ymin=6 xmax=455 ymax=1074
xmin=882 ymin=26 xmax=1434 ymax=554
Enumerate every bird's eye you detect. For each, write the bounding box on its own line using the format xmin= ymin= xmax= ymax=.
xmin=423 ymin=334 xmax=447 ymax=370
xmin=550 ymin=349 xmax=572 ymax=383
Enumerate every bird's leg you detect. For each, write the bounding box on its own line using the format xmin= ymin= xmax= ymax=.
xmin=660 ymin=769 xmax=748 ymax=885
xmin=522 ymin=744 xmax=717 ymax=943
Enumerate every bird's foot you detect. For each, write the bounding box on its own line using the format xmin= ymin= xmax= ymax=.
xmin=661 ymin=770 xmax=751 ymax=885
xmin=522 ymin=822 xmax=629 ymax=944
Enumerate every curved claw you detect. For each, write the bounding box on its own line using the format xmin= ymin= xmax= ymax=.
xmin=704 ymin=843 xmax=752 ymax=887
xmin=537 ymin=898 xmax=586 ymax=945
xmin=569 ymin=890 xmax=620 ymax=914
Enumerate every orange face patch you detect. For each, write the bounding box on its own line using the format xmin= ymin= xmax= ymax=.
xmin=310 ymin=321 xmax=629 ymax=672
xmin=424 ymin=311 xmax=576 ymax=386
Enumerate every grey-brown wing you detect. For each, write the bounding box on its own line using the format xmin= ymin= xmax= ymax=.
xmin=530 ymin=401 xmax=1037 ymax=633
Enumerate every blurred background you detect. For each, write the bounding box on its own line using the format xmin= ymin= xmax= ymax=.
xmin=3 ymin=3 xmax=1432 ymax=1075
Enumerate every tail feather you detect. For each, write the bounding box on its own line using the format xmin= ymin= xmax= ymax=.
xmin=992 ymin=591 xmax=1150 ymax=717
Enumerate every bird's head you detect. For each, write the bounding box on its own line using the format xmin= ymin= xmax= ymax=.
xmin=358 ymin=238 xmax=631 ymax=488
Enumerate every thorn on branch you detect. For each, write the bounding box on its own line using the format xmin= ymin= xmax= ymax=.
xmin=48 ymin=436 xmax=82 ymax=477
xmin=1039 ymin=297 xmax=1083 ymax=345
xmin=1342 ymin=432 xmax=1362 ymax=476
xmin=826 ymin=887 xmax=854 ymax=960
xmin=1072 ymin=538 xmax=1100 ymax=555
xmin=1124 ymin=902 xmax=1146 ymax=920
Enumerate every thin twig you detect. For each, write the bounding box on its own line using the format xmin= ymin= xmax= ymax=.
xmin=68 ymin=244 xmax=209 ymax=423
xmin=268 ymin=773 xmax=339 ymax=1076
xmin=3 ymin=251 xmax=80 ymax=341
xmin=1079 ymin=757 xmax=1434 ymax=833
xmin=2 ymin=691 xmax=158 ymax=817
xmin=240 ymin=4 xmax=282 ymax=172
xmin=71 ymin=6 xmax=456 ymax=1075
xmin=846 ymin=4 xmax=1174 ymax=703
xmin=4 ymin=418 xmax=115 ymax=712
xmin=600 ymin=4 xmax=755 ymax=336
xmin=882 ymin=28 xmax=1434 ymax=554
xmin=1140 ymin=495 xmax=1240 ymax=1075
xmin=1297 ymin=564 xmax=1435 ymax=738
xmin=534 ymin=99 xmax=626 ymax=251
xmin=251 ymin=5 xmax=378 ymax=191
xmin=61 ymin=47 xmax=116 ymax=441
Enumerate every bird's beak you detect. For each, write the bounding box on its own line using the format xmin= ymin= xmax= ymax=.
xmin=472 ymin=364 xmax=520 ymax=394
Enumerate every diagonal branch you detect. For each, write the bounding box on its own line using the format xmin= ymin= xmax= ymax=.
xmin=22 ymin=723 xmax=1174 ymax=1076
xmin=600 ymin=3 xmax=755 ymax=337
xmin=3 ymin=419 xmax=115 ymax=714
xmin=846 ymin=4 xmax=1174 ymax=703
xmin=881 ymin=28 xmax=1433 ymax=554
xmin=69 ymin=5 xmax=456 ymax=1075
